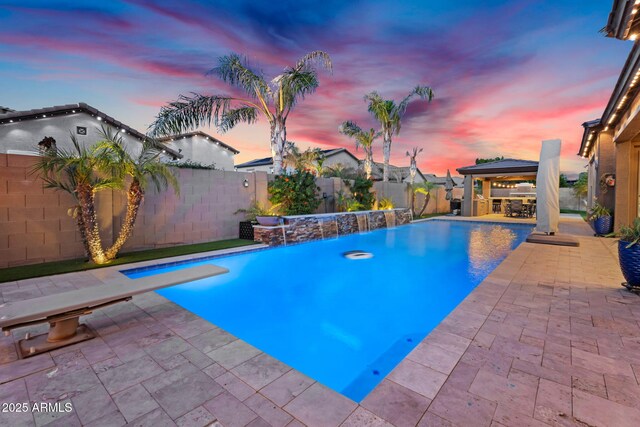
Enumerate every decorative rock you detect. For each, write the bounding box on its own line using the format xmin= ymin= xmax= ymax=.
xmin=253 ymin=209 xmax=412 ymax=246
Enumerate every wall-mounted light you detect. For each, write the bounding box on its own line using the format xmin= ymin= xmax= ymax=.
xmin=243 ymin=179 xmax=249 ymax=188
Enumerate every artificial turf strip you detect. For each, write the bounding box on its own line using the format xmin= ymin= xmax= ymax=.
xmin=0 ymin=239 xmax=257 ymax=283
xmin=560 ymin=209 xmax=587 ymax=220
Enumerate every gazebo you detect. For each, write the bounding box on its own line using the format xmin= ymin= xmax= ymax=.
xmin=456 ymin=159 xmax=539 ymax=216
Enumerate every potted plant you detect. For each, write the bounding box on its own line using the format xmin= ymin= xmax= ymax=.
xmin=588 ymin=201 xmax=613 ymax=236
xmin=235 ymin=202 xmax=280 ymax=238
xmin=618 ymin=218 xmax=640 ymax=289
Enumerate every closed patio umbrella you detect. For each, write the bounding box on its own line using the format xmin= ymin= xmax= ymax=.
xmin=536 ymin=139 xmax=561 ymax=234
xmin=444 ymin=169 xmax=454 ymax=200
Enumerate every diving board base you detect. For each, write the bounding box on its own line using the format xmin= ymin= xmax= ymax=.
xmin=526 ymin=232 xmax=579 ymax=247
xmin=17 ymin=324 xmax=96 ymax=359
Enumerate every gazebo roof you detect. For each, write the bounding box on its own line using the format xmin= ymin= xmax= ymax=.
xmin=456 ymin=158 xmax=538 ymax=176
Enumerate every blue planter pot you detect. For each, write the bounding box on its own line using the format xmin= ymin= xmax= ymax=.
xmin=619 ymin=240 xmax=640 ymax=287
xmin=593 ymin=216 xmax=613 ymax=235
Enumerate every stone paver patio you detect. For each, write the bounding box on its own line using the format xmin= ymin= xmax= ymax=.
xmin=1 ymin=217 xmax=639 ymax=426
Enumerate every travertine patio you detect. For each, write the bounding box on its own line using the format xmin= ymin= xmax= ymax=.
xmin=1 ymin=217 xmax=639 ymax=427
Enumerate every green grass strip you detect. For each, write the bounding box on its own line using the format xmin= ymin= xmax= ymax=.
xmin=0 ymin=239 xmax=257 ymax=283
xmin=560 ymin=209 xmax=587 ymax=219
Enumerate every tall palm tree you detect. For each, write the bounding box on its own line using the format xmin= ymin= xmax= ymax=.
xmin=406 ymin=147 xmax=423 ymax=185
xmin=338 ymin=121 xmax=380 ymax=179
xmin=364 ymin=86 xmax=434 ymax=182
xmin=150 ymin=51 xmax=332 ymax=175
xmin=33 ymin=133 xmax=123 ymax=264
xmin=95 ymin=128 xmax=179 ymax=260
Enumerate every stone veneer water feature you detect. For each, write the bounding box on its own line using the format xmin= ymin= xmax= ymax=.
xmin=253 ymin=208 xmax=413 ymax=246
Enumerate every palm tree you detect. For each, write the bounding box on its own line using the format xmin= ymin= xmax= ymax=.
xmin=406 ymin=147 xmax=423 ymax=185
xmin=364 ymin=86 xmax=434 ymax=181
xmin=95 ymin=128 xmax=179 ymax=260
xmin=33 ymin=133 xmax=123 ymax=264
xmin=33 ymin=127 xmax=178 ymax=265
xmin=412 ymin=181 xmax=437 ymax=217
xmin=150 ymin=51 xmax=332 ymax=175
xmin=338 ymin=121 xmax=380 ymax=179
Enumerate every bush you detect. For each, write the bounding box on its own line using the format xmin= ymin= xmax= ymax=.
xmin=346 ymin=176 xmax=375 ymax=210
xmin=588 ymin=201 xmax=611 ymax=220
xmin=268 ymin=169 xmax=321 ymax=215
xmin=168 ymin=160 xmax=216 ymax=169
xmin=377 ymin=197 xmax=394 ymax=210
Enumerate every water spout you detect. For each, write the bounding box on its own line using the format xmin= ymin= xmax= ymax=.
xmin=384 ymin=211 xmax=396 ymax=228
xmin=281 ymin=226 xmax=287 ymax=246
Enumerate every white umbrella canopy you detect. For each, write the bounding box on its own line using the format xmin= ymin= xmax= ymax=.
xmin=445 ymin=169 xmax=454 ymax=201
xmin=536 ymin=139 xmax=561 ymax=234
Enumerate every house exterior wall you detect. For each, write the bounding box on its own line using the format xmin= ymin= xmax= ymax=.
xmin=322 ymin=151 xmax=359 ymax=169
xmin=165 ymin=135 xmax=236 ymax=170
xmin=0 ymin=112 xmax=143 ymax=157
xmin=587 ymin=132 xmax=616 ymax=212
xmin=236 ymin=150 xmax=361 ymax=174
xmin=611 ymin=93 xmax=640 ymax=230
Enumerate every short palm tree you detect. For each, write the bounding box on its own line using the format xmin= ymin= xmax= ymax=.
xmin=365 ymin=86 xmax=434 ymax=182
xmin=33 ymin=127 xmax=178 ymax=264
xmin=150 ymin=51 xmax=332 ymax=175
xmin=412 ymin=181 xmax=437 ymax=217
xmin=95 ymin=128 xmax=179 ymax=260
xmin=33 ymin=133 xmax=123 ymax=264
xmin=338 ymin=121 xmax=380 ymax=179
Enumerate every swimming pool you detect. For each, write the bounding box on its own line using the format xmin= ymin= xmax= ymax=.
xmin=123 ymin=219 xmax=532 ymax=402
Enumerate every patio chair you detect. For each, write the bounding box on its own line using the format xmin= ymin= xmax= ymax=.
xmin=509 ymin=200 xmax=523 ymax=217
xmin=492 ymin=199 xmax=502 ymax=214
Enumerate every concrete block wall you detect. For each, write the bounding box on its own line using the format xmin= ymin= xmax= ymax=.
xmin=117 ymin=168 xmax=259 ymax=251
xmin=0 ymin=154 xmax=87 ymax=267
xmin=1 ymin=153 xmax=454 ymax=268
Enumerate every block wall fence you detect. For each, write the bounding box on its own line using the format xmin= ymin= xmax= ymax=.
xmin=0 ymin=154 xmax=454 ymax=268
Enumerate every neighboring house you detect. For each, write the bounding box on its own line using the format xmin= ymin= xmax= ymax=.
xmin=157 ymin=131 xmax=239 ymax=171
xmin=423 ymin=173 xmax=464 ymax=187
xmin=0 ymin=103 xmax=181 ymax=160
xmin=577 ymin=2 xmax=640 ymax=230
xmin=235 ymin=147 xmax=360 ymax=173
xmin=369 ymin=162 xmax=427 ymax=183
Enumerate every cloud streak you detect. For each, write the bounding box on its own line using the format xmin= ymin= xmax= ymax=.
xmin=0 ymin=0 xmax=630 ymax=175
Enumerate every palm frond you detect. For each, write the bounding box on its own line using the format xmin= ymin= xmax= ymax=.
xmin=294 ymin=50 xmax=333 ymax=74
xmin=219 ymin=106 xmax=259 ymax=133
xmin=338 ymin=120 xmax=363 ymax=137
xmin=364 ymin=91 xmax=392 ymax=127
xmin=397 ymin=85 xmax=434 ymax=117
xmin=209 ymin=53 xmax=271 ymax=101
xmin=149 ymin=93 xmax=256 ymax=137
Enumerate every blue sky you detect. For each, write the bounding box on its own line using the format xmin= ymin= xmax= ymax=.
xmin=0 ymin=0 xmax=631 ymax=174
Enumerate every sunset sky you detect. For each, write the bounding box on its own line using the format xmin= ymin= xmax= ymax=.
xmin=0 ymin=0 xmax=632 ymax=176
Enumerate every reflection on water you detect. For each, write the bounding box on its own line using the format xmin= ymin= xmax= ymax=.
xmin=468 ymin=226 xmax=518 ymax=279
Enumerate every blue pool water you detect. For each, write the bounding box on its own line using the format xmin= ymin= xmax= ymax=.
xmin=123 ymin=219 xmax=532 ymax=401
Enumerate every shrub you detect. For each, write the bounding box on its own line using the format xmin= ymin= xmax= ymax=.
xmin=168 ymin=160 xmax=216 ymax=169
xmin=588 ymin=201 xmax=611 ymax=220
xmin=345 ymin=176 xmax=375 ymax=210
xmin=620 ymin=218 xmax=640 ymax=247
xmin=234 ymin=201 xmax=279 ymax=222
xmin=268 ymin=169 xmax=321 ymax=215
xmin=377 ymin=197 xmax=394 ymax=210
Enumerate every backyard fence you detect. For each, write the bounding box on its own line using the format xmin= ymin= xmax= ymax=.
xmin=0 ymin=154 xmax=455 ymax=268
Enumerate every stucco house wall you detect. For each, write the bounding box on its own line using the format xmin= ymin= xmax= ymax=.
xmin=165 ymin=134 xmax=236 ymax=170
xmin=322 ymin=150 xmax=360 ymax=170
xmin=0 ymin=113 xmax=143 ymax=157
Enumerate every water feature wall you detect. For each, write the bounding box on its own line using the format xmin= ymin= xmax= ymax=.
xmin=253 ymin=208 xmax=413 ymax=246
